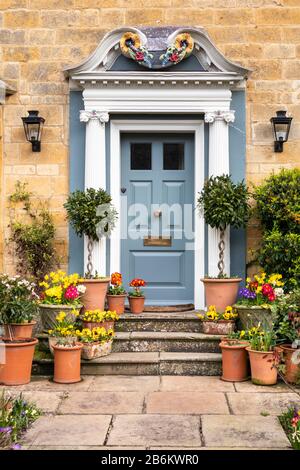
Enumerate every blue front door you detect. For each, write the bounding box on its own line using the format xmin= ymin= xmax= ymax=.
xmin=121 ymin=133 xmax=194 ymax=305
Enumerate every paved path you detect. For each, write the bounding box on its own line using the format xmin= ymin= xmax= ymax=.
xmin=3 ymin=376 xmax=299 ymax=450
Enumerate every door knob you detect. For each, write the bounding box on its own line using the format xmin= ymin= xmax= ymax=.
xmin=121 ymin=187 xmax=127 ymax=193
xmin=154 ymin=210 xmax=162 ymax=217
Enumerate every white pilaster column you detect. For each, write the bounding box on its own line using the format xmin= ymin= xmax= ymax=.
xmin=204 ymin=110 xmax=235 ymax=278
xmin=80 ymin=109 xmax=109 ymax=276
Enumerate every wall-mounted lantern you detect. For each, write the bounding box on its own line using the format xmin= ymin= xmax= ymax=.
xmin=21 ymin=110 xmax=45 ymax=152
xmin=270 ymin=110 xmax=293 ymax=153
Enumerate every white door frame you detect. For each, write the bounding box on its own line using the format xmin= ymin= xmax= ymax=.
xmin=110 ymin=120 xmax=205 ymax=309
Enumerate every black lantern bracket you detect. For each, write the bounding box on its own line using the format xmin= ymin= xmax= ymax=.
xmin=21 ymin=110 xmax=45 ymax=152
xmin=270 ymin=110 xmax=293 ymax=153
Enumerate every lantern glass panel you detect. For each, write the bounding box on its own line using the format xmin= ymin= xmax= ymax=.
xmin=274 ymin=123 xmax=288 ymax=142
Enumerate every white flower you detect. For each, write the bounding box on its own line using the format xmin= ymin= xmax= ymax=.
xmin=77 ymin=284 xmax=86 ymax=294
xmin=274 ymin=288 xmax=284 ymax=297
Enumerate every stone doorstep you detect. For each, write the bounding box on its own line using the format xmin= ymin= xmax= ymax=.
xmin=116 ymin=311 xmax=201 ymax=333
xmin=33 ymin=352 xmax=222 ymax=376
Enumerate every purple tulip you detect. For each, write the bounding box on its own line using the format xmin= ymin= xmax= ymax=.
xmin=0 ymin=426 xmax=12 ymax=434
xmin=11 ymin=443 xmax=22 ymax=450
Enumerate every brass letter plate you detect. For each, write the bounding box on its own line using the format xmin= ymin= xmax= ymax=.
xmin=144 ymin=236 xmax=172 ymax=247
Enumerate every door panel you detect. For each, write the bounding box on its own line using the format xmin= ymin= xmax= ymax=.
xmin=121 ymin=133 xmax=194 ymax=305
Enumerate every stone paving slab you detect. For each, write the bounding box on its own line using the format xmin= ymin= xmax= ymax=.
xmin=147 ymin=392 xmax=229 ymax=415
xmin=23 ymin=415 xmax=112 ymax=446
xmin=107 ymin=415 xmax=202 ymax=447
xmin=1 ymin=376 xmax=94 ymax=392
xmin=6 ymin=391 xmax=63 ymax=413
xmin=89 ymin=375 xmax=160 ymax=392
xmin=234 ymin=381 xmax=291 ymax=393
xmin=202 ymin=415 xmax=291 ymax=448
xmin=227 ymin=392 xmax=300 ymax=415
xmin=58 ymin=391 xmax=144 ymax=414
xmin=161 ymin=376 xmax=234 ymax=392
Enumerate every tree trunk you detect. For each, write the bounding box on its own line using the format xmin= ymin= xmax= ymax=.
xmin=86 ymin=238 xmax=94 ymax=276
xmin=217 ymin=228 xmax=226 ymax=277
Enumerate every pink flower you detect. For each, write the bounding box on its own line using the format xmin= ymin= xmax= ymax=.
xmin=64 ymin=285 xmax=79 ymax=300
xmin=135 ymin=52 xmax=144 ymax=61
xmin=170 ymin=53 xmax=179 ymax=62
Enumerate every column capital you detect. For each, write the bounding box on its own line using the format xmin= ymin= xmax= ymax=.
xmin=80 ymin=109 xmax=109 ymax=124
xmin=204 ymin=110 xmax=235 ymax=124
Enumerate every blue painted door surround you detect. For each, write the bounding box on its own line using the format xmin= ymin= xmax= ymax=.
xmin=121 ymin=133 xmax=195 ymax=305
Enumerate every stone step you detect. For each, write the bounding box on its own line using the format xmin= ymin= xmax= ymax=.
xmin=32 ymin=352 xmax=222 ymax=376
xmin=113 ymin=331 xmax=221 ymax=353
xmin=116 ymin=312 xmax=201 ymax=333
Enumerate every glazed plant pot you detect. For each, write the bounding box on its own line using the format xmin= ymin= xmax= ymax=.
xmin=280 ymin=344 xmax=300 ymax=384
xmin=53 ymin=343 xmax=83 ymax=384
xmin=81 ymin=340 xmax=112 ymax=360
xmin=48 ymin=336 xmax=78 ymax=355
xmin=82 ymin=320 xmax=114 ymax=331
xmin=128 ymin=296 xmax=145 ymax=314
xmin=0 ymin=338 xmax=38 ymax=386
xmin=39 ymin=304 xmax=82 ymax=332
xmin=202 ymin=320 xmax=235 ymax=335
xmin=201 ymin=278 xmax=242 ymax=312
xmin=220 ymin=341 xmax=250 ymax=382
xmin=4 ymin=321 xmax=37 ymax=339
xmin=234 ymin=305 xmax=273 ymax=330
xmin=106 ymin=294 xmax=127 ymax=315
xmin=246 ymin=347 xmax=278 ymax=385
xmin=81 ymin=278 xmax=110 ymax=311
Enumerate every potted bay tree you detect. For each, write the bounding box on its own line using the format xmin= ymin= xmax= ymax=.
xmin=198 ymin=174 xmax=250 ymax=311
xmin=64 ymin=188 xmax=117 ymax=311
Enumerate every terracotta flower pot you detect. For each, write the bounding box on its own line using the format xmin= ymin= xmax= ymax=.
xmin=39 ymin=304 xmax=82 ymax=332
xmin=82 ymin=320 xmax=114 ymax=331
xmin=4 ymin=321 xmax=37 ymax=339
xmin=0 ymin=337 xmax=38 ymax=386
xmin=53 ymin=343 xmax=83 ymax=384
xmin=201 ymin=278 xmax=242 ymax=312
xmin=234 ymin=305 xmax=273 ymax=331
xmin=128 ymin=296 xmax=145 ymax=314
xmin=246 ymin=347 xmax=278 ymax=385
xmin=48 ymin=336 xmax=78 ymax=355
xmin=220 ymin=341 xmax=250 ymax=382
xmin=81 ymin=340 xmax=112 ymax=360
xmin=202 ymin=320 xmax=235 ymax=335
xmin=106 ymin=294 xmax=126 ymax=315
xmin=81 ymin=278 xmax=110 ymax=311
xmin=280 ymin=344 xmax=300 ymax=384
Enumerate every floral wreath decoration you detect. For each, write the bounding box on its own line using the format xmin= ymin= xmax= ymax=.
xmin=120 ymin=32 xmax=194 ymax=69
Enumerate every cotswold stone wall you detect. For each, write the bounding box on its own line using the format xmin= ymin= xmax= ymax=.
xmin=0 ymin=0 xmax=300 ymax=273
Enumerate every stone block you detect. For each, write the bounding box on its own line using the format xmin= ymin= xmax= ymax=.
xmin=146 ymin=391 xmax=229 ymax=414
xmin=99 ymin=9 xmax=125 ymax=28
xmin=56 ymin=28 xmax=105 ymax=44
xmin=4 ymin=10 xmax=40 ymax=28
xmin=90 ymin=375 xmax=160 ymax=392
xmin=107 ymin=415 xmax=201 ymax=447
xmin=58 ymin=391 xmax=144 ymax=414
xmin=125 ymin=9 xmax=165 ymax=25
xmin=36 ymin=164 xmax=59 ymax=176
xmin=227 ymin=392 xmax=300 ymax=415
xmin=12 ymin=164 xmax=36 ymax=175
xmin=28 ymin=29 xmax=56 ymax=45
xmin=29 ymin=0 xmax=75 ymax=7
xmin=283 ymin=60 xmax=300 ymax=79
xmin=160 ymin=376 xmax=234 ymax=392
xmin=215 ymin=9 xmax=254 ymax=25
xmin=202 ymin=415 xmax=290 ymax=448
xmin=246 ymin=26 xmax=283 ymax=43
xmin=3 ymin=46 xmax=41 ymax=62
xmin=208 ymin=26 xmax=245 ymax=43
xmin=163 ymin=9 xmax=214 ymax=25
xmin=256 ymin=7 xmax=300 ymax=25
xmin=0 ymin=29 xmax=26 ymax=44
xmin=24 ymin=415 xmax=112 ymax=446
xmin=283 ymin=27 xmax=300 ymax=43
xmin=40 ymin=10 xmax=81 ymax=28
xmin=27 ymin=63 xmax=62 ymax=82
xmin=263 ymin=44 xmax=295 ymax=59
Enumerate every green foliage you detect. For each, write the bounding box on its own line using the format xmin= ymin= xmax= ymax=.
xmin=9 ymin=182 xmax=57 ymax=282
xmin=254 ymin=168 xmax=300 ymax=233
xmin=257 ymin=228 xmax=300 ymax=291
xmin=248 ymin=327 xmax=276 ymax=352
xmin=271 ymin=289 xmax=300 ymax=343
xmin=254 ymin=169 xmax=300 ymax=289
xmin=198 ymin=174 xmax=250 ymax=231
xmin=0 ymin=391 xmax=41 ymax=450
xmin=279 ymin=407 xmax=300 ymax=450
xmin=64 ymin=188 xmax=118 ymax=242
xmin=0 ymin=274 xmax=38 ymax=324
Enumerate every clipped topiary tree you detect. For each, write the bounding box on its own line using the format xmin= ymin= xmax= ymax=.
xmin=198 ymin=174 xmax=251 ymax=277
xmin=64 ymin=187 xmax=118 ymax=277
